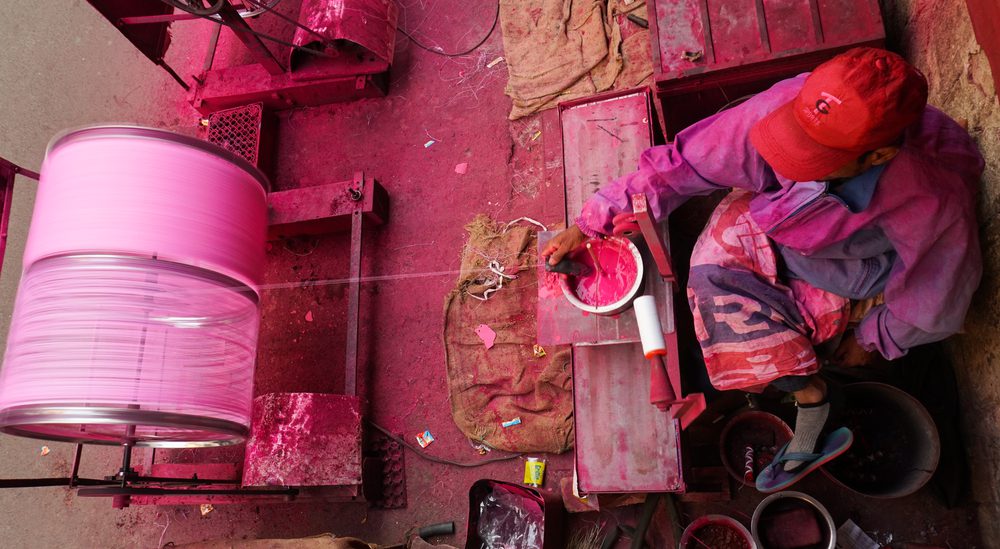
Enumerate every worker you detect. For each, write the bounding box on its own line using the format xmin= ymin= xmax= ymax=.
xmin=541 ymin=47 xmax=983 ymax=492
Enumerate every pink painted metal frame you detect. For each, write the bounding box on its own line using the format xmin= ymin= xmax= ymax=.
xmin=86 ymin=0 xmax=396 ymax=115
xmin=0 ymin=158 xmax=37 ymax=278
xmin=124 ymin=171 xmax=387 ymax=505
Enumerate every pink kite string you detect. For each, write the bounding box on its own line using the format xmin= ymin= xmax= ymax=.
xmin=0 ymin=129 xmax=267 ymax=443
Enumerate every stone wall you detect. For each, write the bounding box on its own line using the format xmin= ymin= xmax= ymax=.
xmin=882 ymin=0 xmax=1000 ymax=543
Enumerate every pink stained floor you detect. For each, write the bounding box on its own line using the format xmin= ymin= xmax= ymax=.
xmin=115 ymin=2 xmax=982 ymax=547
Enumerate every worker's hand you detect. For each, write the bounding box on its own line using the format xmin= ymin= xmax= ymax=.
xmin=541 ymin=225 xmax=588 ymax=266
xmin=829 ymin=332 xmax=881 ymax=368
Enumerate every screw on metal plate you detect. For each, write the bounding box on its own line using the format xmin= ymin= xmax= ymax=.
xmin=347 ymin=187 xmax=363 ymax=201
xmin=682 ymin=50 xmax=704 ymax=62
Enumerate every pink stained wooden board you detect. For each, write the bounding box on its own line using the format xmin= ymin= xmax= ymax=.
xmin=541 ymin=88 xmax=670 ymax=346
xmin=573 ymin=342 xmax=684 ymax=493
xmin=649 ymin=0 xmax=885 ymax=81
xmin=559 ymin=89 xmax=654 ymax=220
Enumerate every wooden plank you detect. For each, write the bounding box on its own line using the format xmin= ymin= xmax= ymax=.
xmin=573 ymin=342 xmax=684 ymax=493
xmin=559 ymin=89 xmax=653 ymax=221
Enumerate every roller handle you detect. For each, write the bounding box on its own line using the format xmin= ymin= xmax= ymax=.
xmin=417 ymin=522 xmax=456 ymax=538
xmin=544 ymin=258 xmax=591 ymax=277
xmin=649 ymin=354 xmax=677 ymax=410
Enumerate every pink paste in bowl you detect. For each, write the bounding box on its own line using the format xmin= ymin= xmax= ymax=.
xmin=561 ymin=237 xmax=642 ymax=312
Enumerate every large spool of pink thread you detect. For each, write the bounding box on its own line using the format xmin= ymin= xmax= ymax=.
xmin=0 ymin=126 xmax=268 ymax=447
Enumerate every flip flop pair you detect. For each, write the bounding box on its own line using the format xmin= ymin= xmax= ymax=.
xmin=755 ymin=427 xmax=854 ymax=494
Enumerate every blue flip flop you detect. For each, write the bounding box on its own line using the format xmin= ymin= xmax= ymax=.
xmin=755 ymin=427 xmax=854 ymax=494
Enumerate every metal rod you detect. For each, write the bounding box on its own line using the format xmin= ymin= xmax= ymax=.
xmin=77 ymin=486 xmax=298 ymax=497
xmin=0 ymin=478 xmax=113 ymax=488
xmin=12 ymin=167 xmax=39 ymax=180
xmin=345 ymin=173 xmax=364 ymax=397
xmin=69 ymin=444 xmax=83 ymax=488
xmin=120 ymin=444 xmax=134 ymax=488
xmin=127 ymin=475 xmax=238 ymax=485
xmin=203 ymin=23 xmax=223 ymax=72
xmin=120 ymin=13 xmax=201 ymax=25
xmin=216 ymin=1 xmax=285 ymax=75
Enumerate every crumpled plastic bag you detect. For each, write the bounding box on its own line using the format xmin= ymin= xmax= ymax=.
xmin=477 ymin=487 xmax=544 ymax=549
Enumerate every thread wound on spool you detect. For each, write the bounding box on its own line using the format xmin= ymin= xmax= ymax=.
xmin=0 ymin=126 xmax=268 ymax=447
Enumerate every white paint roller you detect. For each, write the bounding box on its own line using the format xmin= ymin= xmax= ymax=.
xmin=633 ymin=295 xmax=667 ymax=358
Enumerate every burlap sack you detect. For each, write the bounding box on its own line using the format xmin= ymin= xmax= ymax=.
xmin=443 ymin=216 xmax=573 ymax=453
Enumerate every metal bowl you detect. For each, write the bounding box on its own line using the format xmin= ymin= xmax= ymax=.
xmin=679 ymin=514 xmax=757 ymax=549
xmin=752 ymin=491 xmax=836 ymax=549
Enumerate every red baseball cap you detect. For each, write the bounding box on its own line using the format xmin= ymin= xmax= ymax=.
xmin=750 ymin=47 xmax=928 ymax=182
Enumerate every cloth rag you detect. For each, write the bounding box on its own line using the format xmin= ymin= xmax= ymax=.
xmin=500 ymin=0 xmax=651 ymax=119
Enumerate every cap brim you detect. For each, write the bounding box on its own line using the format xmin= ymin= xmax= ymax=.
xmin=750 ymin=101 xmax=860 ymax=182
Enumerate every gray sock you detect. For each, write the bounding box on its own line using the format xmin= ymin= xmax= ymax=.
xmin=784 ymin=402 xmax=830 ymax=471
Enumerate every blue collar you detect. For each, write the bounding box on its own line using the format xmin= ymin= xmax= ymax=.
xmin=829 ymin=163 xmax=887 ymax=212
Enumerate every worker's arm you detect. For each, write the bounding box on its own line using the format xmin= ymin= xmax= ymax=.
xmin=543 ymin=77 xmax=806 ymax=266
xmin=856 ymin=162 xmax=983 ymax=359
xmin=574 ymin=77 xmax=805 ymax=239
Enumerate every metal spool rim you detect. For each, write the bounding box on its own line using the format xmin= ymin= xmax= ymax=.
xmin=0 ymin=405 xmax=247 ymax=448
xmin=46 ymin=124 xmax=271 ymax=193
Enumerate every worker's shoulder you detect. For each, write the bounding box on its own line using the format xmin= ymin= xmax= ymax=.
xmin=897 ymin=106 xmax=984 ymax=186
xmin=735 ymin=74 xmax=808 ymax=113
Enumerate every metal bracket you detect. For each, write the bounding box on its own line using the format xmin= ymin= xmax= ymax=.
xmin=631 ymin=193 xmax=677 ymax=289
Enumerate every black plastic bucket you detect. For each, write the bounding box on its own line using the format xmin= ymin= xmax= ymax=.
xmin=822 ymin=382 xmax=940 ymax=498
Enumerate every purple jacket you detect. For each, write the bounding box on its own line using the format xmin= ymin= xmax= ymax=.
xmin=577 ymin=75 xmax=984 ymax=359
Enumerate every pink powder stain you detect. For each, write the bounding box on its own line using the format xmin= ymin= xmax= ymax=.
xmin=537 ymin=270 xmax=564 ymax=299
xmin=567 ymin=239 xmax=638 ymax=307
xmin=475 ymin=324 xmax=497 ymax=349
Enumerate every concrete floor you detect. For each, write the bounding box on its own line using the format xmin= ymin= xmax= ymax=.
xmin=1 ymin=1 xmax=999 ymax=548
xmin=0 ymin=3 xmax=200 ymax=548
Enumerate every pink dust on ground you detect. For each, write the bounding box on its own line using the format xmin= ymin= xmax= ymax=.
xmin=566 ymin=239 xmax=639 ymax=307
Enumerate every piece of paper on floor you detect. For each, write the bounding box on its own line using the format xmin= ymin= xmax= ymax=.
xmin=454 ymin=162 xmax=468 ymax=174
xmin=475 ymin=324 xmax=497 ymax=349
xmin=836 ymin=520 xmax=879 ymax=549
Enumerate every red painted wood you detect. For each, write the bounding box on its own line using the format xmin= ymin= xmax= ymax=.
xmin=559 ymin=88 xmax=654 ymax=219
xmin=966 ymin=0 xmax=1000 ymax=94
xmin=573 ymin=343 xmax=684 ymax=493
xmin=650 ymin=0 xmax=883 ymax=81
xmin=647 ymin=0 xmax=885 ymax=136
